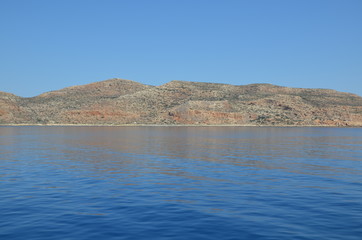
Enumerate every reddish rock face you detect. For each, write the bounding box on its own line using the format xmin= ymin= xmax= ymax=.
xmin=1 ymin=79 xmax=362 ymax=126
xmin=0 ymin=91 xmax=32 ymax=124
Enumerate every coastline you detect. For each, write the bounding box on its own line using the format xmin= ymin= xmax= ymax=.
xmin=0 ymin=123 xmax=360 ymax=128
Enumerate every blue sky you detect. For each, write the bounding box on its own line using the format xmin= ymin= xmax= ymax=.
xmin=1 ymin=0 xmax=361 ymax=97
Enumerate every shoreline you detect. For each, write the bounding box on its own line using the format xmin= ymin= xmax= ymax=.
xmin=0 ymin=123 xmax=361 ymax=128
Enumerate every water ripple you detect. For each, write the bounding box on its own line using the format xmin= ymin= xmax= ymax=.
xmin=1 ymin=126 xmax=361 ymax=239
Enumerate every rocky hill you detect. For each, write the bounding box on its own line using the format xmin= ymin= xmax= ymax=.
xmin=1 ymin=78 xmax=362 ymax=126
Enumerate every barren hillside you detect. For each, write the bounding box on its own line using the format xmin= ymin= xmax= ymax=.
xmin=1 ymin=78 xmax=361 ymax=126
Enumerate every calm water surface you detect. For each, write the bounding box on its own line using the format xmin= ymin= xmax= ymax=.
xmin=0 ymin=126 xmax=361 ymax=239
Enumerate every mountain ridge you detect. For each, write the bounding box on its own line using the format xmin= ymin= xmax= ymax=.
xmin=1 ymin=78 xmax=362 ymax=126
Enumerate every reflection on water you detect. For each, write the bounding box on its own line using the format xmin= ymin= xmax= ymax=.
xmin=0 ymin=126 xmax=362 ymax=240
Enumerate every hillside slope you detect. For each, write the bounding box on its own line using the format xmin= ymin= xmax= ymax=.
xmin=1 ymin=78 xmax=361 ymax=126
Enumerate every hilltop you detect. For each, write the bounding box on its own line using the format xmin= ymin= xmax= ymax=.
xmin=1 ymin=78 xmax=362 ymax=126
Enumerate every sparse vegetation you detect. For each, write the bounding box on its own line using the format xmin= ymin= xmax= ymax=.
xmin=1 ymin=79 xmax=362 ymax=126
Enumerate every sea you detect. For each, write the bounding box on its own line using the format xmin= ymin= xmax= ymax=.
xmin=0 ymin=126 xmax=361 ymax=240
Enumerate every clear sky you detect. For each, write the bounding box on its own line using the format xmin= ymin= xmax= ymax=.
xmin=1 ymin=0 xmax=361 ymax=97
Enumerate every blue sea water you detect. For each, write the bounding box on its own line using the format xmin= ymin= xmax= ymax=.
xmin=0 ymin=126 xmax=361 ymax=240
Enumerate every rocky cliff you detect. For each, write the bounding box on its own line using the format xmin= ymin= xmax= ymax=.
xmin=1 ymin=78 xmax=362 ymax=126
